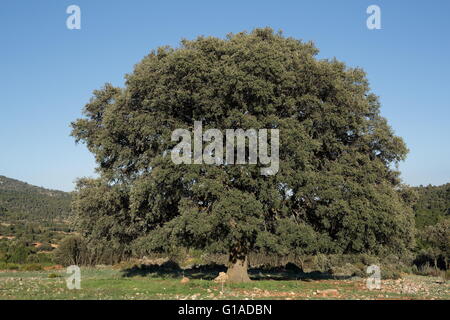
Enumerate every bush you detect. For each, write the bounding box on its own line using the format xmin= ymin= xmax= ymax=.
xmin=53 ymin=235 xmax=89 ymax=266
xmin=21 ymin=263 xmax=43 ymax=271
xmin=413 ymin=262 xmax=441 ymax=277
xmin=444 ymin=270 xmax=450 ymax=281
xmin=26 ymin=252 xmax=53 ymax=264
xmin=330 ymin=263 xmax=364 ymax=277
xmin=6 ymin=244 xmax=31 ymax=264
xmin=380 ymin=267 xmax=402 ymax=280
xmin=0 ymin=262 xmax=20 ymax=270
xmin=48 ymin=273 xmax=62 ymax=278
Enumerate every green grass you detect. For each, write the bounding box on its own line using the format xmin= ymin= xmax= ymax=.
xmin=0 ymin=267 xmax=448 ymax=300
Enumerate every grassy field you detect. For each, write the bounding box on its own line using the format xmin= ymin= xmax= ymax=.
xmin=0 ymin=266 xmax=448 ymax=300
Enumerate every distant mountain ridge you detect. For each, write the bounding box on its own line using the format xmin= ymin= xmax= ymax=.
xmin=0 ymin=175 xmax=68 ymax=195
xmin=0 ymin=175 xmax=72 ymax=222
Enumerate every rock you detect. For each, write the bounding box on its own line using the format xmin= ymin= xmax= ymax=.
xmin=316 ymin=289 xmax=339 ymax=297
xmin=214 ymin=272 xmax=229 ymax=283
xmin=180 ymin=277 xmax=190 ymax=284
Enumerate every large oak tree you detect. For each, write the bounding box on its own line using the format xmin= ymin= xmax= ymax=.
xmin=71 ymin=28 xmax=414 ymax=282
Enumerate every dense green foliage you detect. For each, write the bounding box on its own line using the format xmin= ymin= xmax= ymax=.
xmin=0 ymin=239 xmax=53 ymax=266
xmin=0 ymin=176 xmax=447 ymax=272
xmin=413 ymin=183 xmax=449 ymax=229
xmin=412 ymin=184 xmax=449 ymax=269
xmin=53 ymin=235 xmax=88 ymax=266
xmin=71 ymin=28 xmax=415 ymax=280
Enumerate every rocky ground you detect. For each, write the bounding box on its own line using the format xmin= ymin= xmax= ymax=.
xmin=0 ymin=267 xmax=448 ymax=300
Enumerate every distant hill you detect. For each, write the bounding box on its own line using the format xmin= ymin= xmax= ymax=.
xmin=0 ymin=175 xmax=72 ymax=223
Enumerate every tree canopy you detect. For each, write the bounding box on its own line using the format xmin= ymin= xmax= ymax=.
xmin=71 ymin=28 xmax=414 ymax=282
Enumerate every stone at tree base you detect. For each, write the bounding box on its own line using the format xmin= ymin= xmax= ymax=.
xmin=180 ymin=277 xmax=190 ymax=284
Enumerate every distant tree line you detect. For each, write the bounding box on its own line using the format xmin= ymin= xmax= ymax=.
xmin=413 ymin=184 xmax=449 ymax=270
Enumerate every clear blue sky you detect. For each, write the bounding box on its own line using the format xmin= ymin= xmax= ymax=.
xmin=1 ymin=0 xmax=449 ymax=191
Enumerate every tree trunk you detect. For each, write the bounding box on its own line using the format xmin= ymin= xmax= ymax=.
xmin=226 ymin=249 xmax=251 ymax=283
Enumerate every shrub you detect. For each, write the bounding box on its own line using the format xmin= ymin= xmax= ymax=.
xmin=414 ymin=262 xmax=441 ymax=277
xmin=6 ymin=244 xmax=31 ymax=264
xmin=444 ymin=270 xmax=450 ymax=281
xmin=48 ymin=273 xmax=62 ymax=278
xmin=0 ymin=262 xmax=20 ymax=270
xmin=53 ymin=235 xmax=89 ymax=266
xmin=21 ymin=263 xmax=43 ymax=271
